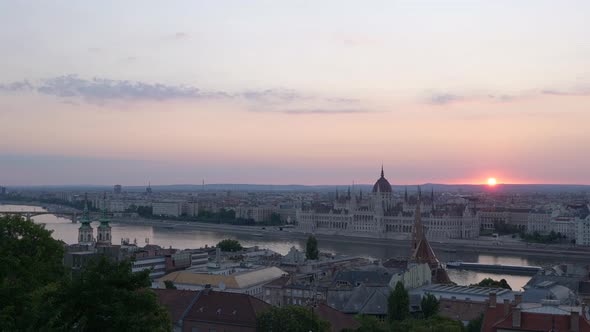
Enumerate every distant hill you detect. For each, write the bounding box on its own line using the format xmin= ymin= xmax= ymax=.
xmin=6 ymin=183 xmax=590 ymax=193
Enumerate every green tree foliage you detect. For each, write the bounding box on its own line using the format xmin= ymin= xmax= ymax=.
xmin=420 ymin=293 xmax=440 ymax=319
xmin=305 ymin=235 xmax=319 ymax=260
xmin=521 ymin=230 xmax=564 ymax=243
xmin=256 ymin=306 xmax=330 ymax=332
xmin=269 ymin=212 xmax=283 ymax=225
xmin=46 ymin=257 xmax=171 ymax=331
xmin=217 ymin=208 xmax=236 ymax=220
xmin=466 ymin=314 xmax=484 ymax=332
xmin=349 ymin=314 xmax=388 ymax=332
xmin=493 ymin=220 xmax=521 ymax=235
xmin=392 ymin=316 xmax=465 ymax=332
xmin=164 ymin=280 xmax=176 ymax=289
xmin=217 ymin=239 xmax=243 ymax=252
xmin=0 ymin=215 xmax=172 ymax=331
xmin=0 ymin=215 xmax=65 ymax=330
xmin=471 ymin=277 xmax=512 ymax=290
xmin=388 ymin=281 xmax=410 ymax=323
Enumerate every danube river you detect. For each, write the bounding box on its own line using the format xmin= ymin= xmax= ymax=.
xmin=1 ymin=204 xmax=563 ymax=290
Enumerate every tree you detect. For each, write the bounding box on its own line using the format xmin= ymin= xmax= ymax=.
xmin=388 ymin=281 xmax=410 ymax=323
xmin=164 ymin=280 xmax=176 ymax=289
xmin=393 ymin=316 xmax=465 ymax=332
xmin=420 ymin=293 xmax=439 ymax=319
xmin=217 ymin=239 xmax=243 ymax=252
xmin=346 ymin=314 xmax=388 ymax=332
xmin=306 ymin=235 xmax=319 ymax=260
xmin=256 ymin=306 xmax=330 ymax=332
xmin=45 ymin=257 xmax=171 ymax=331
xmin=471 ymin=277 xmax=512 ymax=290
xmin=269 ymin=212 xmax=282 ymax=225
xmin=0 ymin=215 xmax=65 ymax=330
xmin=466 ymin=314 xmax=484 ymax=332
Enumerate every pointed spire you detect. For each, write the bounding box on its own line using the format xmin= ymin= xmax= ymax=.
xmin=83 ymin=192 xmax=89 ymax=214
xmin=404 ymin=187 xmax=408 ymax=203
xmin=431 ymin=187 xmax=435 ymax=207
xmin=80 ymin=192 xmax=90 ymax=224
xmin=417 ymin=186 xmax=422 ymax=202
xmin=412 ymin=188 xmax=423 ymax=251
xmin=380 ymin=164 xmax=384 ymax=178
xmin=347 ymin=186 xmax=351 ymax=199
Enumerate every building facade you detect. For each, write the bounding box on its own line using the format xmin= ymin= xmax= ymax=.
xmin=297 ymin=167 xmax=480 ymax=240
xmin=152 ymin=201 xmax=183 ymax=217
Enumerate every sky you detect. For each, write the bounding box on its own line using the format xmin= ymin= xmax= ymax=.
xmin=1 ymin=1 xmax=589 ymax=186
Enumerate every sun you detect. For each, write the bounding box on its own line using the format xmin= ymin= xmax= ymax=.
xmin=487 ymin=177 xmax=497 ymax=186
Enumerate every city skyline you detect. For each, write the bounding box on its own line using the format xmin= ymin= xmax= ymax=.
xmin=1 ymin=1 xmax=590 ymax=185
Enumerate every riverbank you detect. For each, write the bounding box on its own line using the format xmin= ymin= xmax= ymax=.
xmin=112 ymin=217 xmax=590 ymax=262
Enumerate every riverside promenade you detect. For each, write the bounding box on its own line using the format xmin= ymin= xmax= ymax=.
xmin=113 ymin=217 xmax=590 ymax=262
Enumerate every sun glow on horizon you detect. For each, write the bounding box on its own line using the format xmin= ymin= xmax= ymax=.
xmin=487 ymin=177 xmax=497 ymax=186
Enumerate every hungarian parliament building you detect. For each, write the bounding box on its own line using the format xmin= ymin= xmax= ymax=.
xmin=296 ymin=167 xmax=480 ymax=240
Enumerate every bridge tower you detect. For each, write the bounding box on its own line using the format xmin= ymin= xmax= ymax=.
xmin=96 ymin=193 xmax=112 ymax=246
xmin=78 ymin=193 xmax=94 ymax=245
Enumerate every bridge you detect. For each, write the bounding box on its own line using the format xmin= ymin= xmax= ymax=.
xmin=0 ymin=209 xmax=86 ymax=223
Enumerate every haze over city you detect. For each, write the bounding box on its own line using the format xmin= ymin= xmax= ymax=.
xmin=1 ymin=1 xmax=590 ymax=185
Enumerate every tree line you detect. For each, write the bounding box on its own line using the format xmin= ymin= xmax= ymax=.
xmin=0 ymin=215 xmax=171 ymax=331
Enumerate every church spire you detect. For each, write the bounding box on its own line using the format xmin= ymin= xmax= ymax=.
xmin=412 ymin=186 xmax=423 ymax=250
xmin=96 ymin=192 xmax=112 ymax=246
xmin=404 ymin=187 xmax=408 ymax=203
xmin=78 ymin=193 xmax=93 ymax=244
xmin=380 ymin=164 xmax=384 ymax=178
xmin=431 ymin=187 xmax=435 ymax=210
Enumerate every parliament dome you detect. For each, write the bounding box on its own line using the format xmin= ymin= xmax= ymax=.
xmin=372 ymin=166 xmax=393 ymax=193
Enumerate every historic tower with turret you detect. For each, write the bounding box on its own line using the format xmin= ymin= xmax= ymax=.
xmin=78 ymin=193 xmax=94 ymax=245
xmin=96 ymin=193 xmax=112 ymax=246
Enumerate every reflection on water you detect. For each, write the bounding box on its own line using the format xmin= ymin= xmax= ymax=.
xmin=0 ymin=204 xmax=559 ymax=290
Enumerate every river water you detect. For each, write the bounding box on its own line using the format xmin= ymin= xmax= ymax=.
xmin=1 ymin=204 xmax=558 ymax=290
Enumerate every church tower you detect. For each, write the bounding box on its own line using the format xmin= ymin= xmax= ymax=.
xmin=78 ymin=193 xmax=94 ymax=245
xmin=96 ymin=193 xmax=112 ymax=246
xmin=410 ymin=186 xmax=451 ymax=284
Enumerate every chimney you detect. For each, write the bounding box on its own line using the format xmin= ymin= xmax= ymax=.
xmin=503 ymin=299 xmax=511 ymax=316
xmin=515 ymin=293 xmax=522 ymax=305
xmin=489 ymin=292 xmax=497 ymax=308
xmin=512 ymin=307 xmax=521 ymax=328
xmin=571 ymin=311 xmax=579 ymax=332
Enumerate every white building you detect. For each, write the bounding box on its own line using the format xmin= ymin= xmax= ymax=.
xmin=527 ymin=216 xmax=577 ymax=239
xmin=132 ymin=256 xmax=167 ymax=279
xmin=297 ymin=167 xmax=480 ymax=240
xmin=188 ymin=250 xmax=209 ymax=270
xmin=154 ymin=266 xmax=286 ymax=299
xmin=576 ymin=216 xmax=590 ymax=246
xmin=152 ymin=201 xmax=183 ymax=217
xmin=184 ymin=202 xmax=199 ymax=217
xmin=235 ymin=206 xmax=275 ymax=222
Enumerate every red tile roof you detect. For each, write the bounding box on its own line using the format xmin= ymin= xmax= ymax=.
xmin=153 ymin=288 xmax=199 ymax=323
xmin=314 ymin=303 xmax=361 ymax=332
xmin=184 ymin=290 xmax=270 ymax=328
xmin=482 ymin=301 xmax=590 ymax=332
